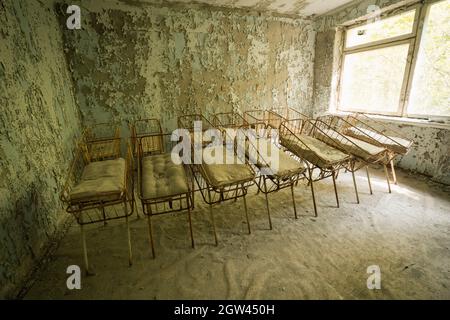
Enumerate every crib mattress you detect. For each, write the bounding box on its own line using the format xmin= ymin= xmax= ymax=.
xmin=141 ymin=153 xmax=189 ymax=199
xmin=70 ymin=158 xmax=125 ymax=202
xmin=246 ymin=138 xmax=305 ymax=178
xmin=281 ymin=133 xmax=349 ymax=168
xmin=344 ymin=126 xmax=412 ymax=155
xmin=202 ymin=145 xmax=255 ymax=188
xmin=315 ymin=128 xmax=386 ymax=162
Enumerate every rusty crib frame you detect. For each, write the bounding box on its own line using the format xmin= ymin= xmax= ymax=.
xmin=244 ymin=107 xmax=309 ymax=129
xmin=178 ymin=114 xmax=255 ymax=245
xmin=317 ymin=115 xmax=393 ymax=193
xmin=131 ymin=118 xmax=195 ymax=258
xmin=279 ymin=118 xmax=362 ymax=216
xmin=213 ymin=112 xmax=310 ymax=228
xmin=81 ymin=123 xmax=121 ymax=162
xmin=347 ymin=113 xmax=414 ymax=185
xmin=61 ymin=129 xmax=134 ymax=275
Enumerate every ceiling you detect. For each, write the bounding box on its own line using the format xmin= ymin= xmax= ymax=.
xmin=133 ymin=0 xmax=358 ymax=17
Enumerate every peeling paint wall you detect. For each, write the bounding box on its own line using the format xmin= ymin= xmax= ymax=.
xmin=313 ymin=0 xmax=450 ymax=185
xmin=60 ymin=0 xmax=316 ymax=132
xmin=0 ymin=0 xmax=82 ymax=298
xmin=364 ymin=120 xmax=450 ymax=184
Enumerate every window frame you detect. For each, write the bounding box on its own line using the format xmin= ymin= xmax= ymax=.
xmin=337 ymin=0 xmax=448 ymax=120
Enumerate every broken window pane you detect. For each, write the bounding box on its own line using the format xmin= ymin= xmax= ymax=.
xmin=339 ymin=43 xmax=410 ymax=114
xmin=346 ymin=10 xmax=416 ymax=48
xmin=408 ymin=0 xmax=450 ymax=117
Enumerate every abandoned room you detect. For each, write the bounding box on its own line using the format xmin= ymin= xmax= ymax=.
xmin=0 ymin=0 xmax=449 ymax=301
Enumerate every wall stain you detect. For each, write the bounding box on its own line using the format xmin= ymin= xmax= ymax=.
xmin=60 ymin=1 xmax=316 ymax=133
xmin=0 ymin=0 xmax=82 ymax=298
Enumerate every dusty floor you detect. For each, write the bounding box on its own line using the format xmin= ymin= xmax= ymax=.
xmin=24 ymin=166 xmax=450 ymax=299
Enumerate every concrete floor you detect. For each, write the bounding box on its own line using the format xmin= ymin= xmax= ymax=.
xmin=24 ymin=166 xmax=450 ymax=299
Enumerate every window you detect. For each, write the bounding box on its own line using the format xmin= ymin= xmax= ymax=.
xmin=338 ymin=0 xmax=450 ymax=119
xmin=345 ymin=10 xmax=416 ymax=48
xmin=408 ymin=0 xmax=450 ymax=116
xmin=340 ymin=43 xmax=410 ymax=114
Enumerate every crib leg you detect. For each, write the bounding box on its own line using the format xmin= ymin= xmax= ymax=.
xmin=263 ymin=192 xmax=273 ymax=229
xmin=263 ymin=179 xmax=273 ymax=229
xmin=332 ymin=171 xmax=339 ymax=208
xmin=187 ymin=204 xmax=195 ymax=249
xmin=390 ymin=160 xmax=398 ymax=185
xmin=125 ymin=214 xmax=132 ymax=266
xmin=366 ymin=166 xmax=373 ymax=195
xmin=256 ymin=176 xmax=262 ymax=195
xmin=209 ymin=204 xmax=218 ymax=246
xmin=290 ymin=183 xmax=298 ymax=219
xmin=134 ymin=199 xmax=140 ymax=220
xmin=335 ymin=169 xmax=340 ymax=180
xmin=243 ymin=195 xmax=251 ymax=235
xmin=191 ymin=179 xmax=196 ymax=209
xmin=384 ymin=164 xmax=392 ymax=193
xmin=308 ymin=168 xmax=318 ymax=217
xmin=351 ymin=166 xmax=360 ymax=204
xmin=147 ymin=214 xmax=155 ymax=259
xmin=102 ymin=206 xmax=107 ymax=226
xmin=80 ymin=224 xmax=91 ymax=276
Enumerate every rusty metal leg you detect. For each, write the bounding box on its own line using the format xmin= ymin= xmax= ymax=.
xmin=125 ymin=214 xmax=132 ymax=266
xmin=134 ymin=198 xmax=140 ymax=220
xmin=209 ymin=203 xmax=218 ymax=246
xmin=332 ymin=171 xmax=339 ymax=208
xmin=366 ymin=166 xmax=373 ymax=195
xmin=187 ymin=199 xmax=195 ymax=249
xmin=263 ymin=178 xmax=273 ymax=229
xmin=80 ymin=224 xmax=90 ymax=275
xmin=256 ymin=176 xmax=262 ymax=195
xmin=101 ymin=206 xmax=107 ymax=226
xmin=79 ymin=211 xmax=94 ymax=276
xmin=335 ymin=169 xmax=340 ymax=180
xmin=390 ymin=160 xmax=398 ymax=185
xmin=263 ymin=192 xmax=272 ymax=230
xmin=384 ymin=164 xmax=392 ymax=193
xmin=308 ymin=168 xmax=318 ymax=217
xmin=243 ymin=194 xmax=251 ymax=235
xmin=191 ymin=176 xmax=196 ymax=209
xmin=207 ymin=188 xmax=218 ymax=246
xmin=146 ymin=213 xmax=155 ymax=259
xmin=351 ymin=164 xmax=360 ymax=204
xmin=290 ymin=183 xmax=298 ymax=219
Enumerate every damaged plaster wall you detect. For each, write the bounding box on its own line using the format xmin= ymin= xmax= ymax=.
xmin=313 ymin=0 xmax=450 ymax=184
xmin=0 ymin=0 xmax=82 ymax=298
xmin=60 ymin=0 xmax=316 ymax=132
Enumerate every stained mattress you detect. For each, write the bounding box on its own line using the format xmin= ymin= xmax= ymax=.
xmin=280 ymin=133 xmax=350 ymax=168
xmin=70 ymin=158 xmax=126 ymax=202
xmin=246 ymin=138 xmax=305 ymax=178
xmin=141 ymin=153 xmax=189 ymax=199
xmin=201 ymin=145 xmax=255 ymax=188
xmin=314 ymin=128 xmax=386 ymax=162
xmin=343 ymin=126 xmax=412 ymax=155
